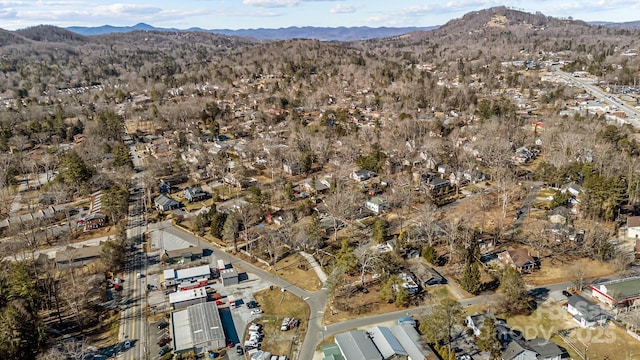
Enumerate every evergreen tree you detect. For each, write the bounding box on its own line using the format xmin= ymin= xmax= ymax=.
xmin=460 ymin=261 xmax=482 ymax=294
xmin=372 ymin=218 xmax=388 ymax=244
xmin=335 ymin=239 xmax=357 ymax=274
xmin=477 ymin=317 xmax=502 ymax=359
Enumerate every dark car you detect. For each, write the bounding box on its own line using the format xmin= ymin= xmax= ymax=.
xmin=247 ymin=301 xmax=258 ymax=309
xmin=236 ymin=344 xmax=244 ymax=355
xmin=157 ymin=321 xmax=169 ymax=330
xmin=157 ymin=336 xmax=171 ymax=347
xmin=562 ymin=290 xmax=572 ymax=298
xmin=159 ymin=345 xmax=171 ymax=356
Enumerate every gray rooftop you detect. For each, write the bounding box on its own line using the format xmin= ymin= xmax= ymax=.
xmin=369 ymin=326 xmax=407 ymax=359
xmin=334 ymin=331 xmax=382 ymax=360
xmin=188 ymin=302 xmax=225 ymax=347
xmin=175 ymin=265 xmax=211 ymax=280
xmin=220 ymin=267 xmax=238 ymax=279
xmin=390 ymin=324 xmax=437 ymax=360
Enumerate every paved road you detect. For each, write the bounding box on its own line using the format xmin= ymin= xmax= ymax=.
xmin=155 ymin=224 xmax=328 ymax=360
xmin=553 ymin=68 xmax=640 ymax=125
xmin=119 ymin=178 xmax=149 ymax=359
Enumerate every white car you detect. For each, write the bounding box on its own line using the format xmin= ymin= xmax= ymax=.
xmin=251 ymin=309 xmax=263 ymax=315
xmin=124 ymin=340 xmax=131 ymax=349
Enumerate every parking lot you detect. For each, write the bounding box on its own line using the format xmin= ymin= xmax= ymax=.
xmin=142 ymin=222 xmax=277 ymax=359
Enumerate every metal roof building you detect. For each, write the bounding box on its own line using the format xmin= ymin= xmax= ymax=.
xmin=168 ymin=287 xmax=207 ymax=310
xmin=390 ymin=324 xmax=439 ymax=360
xmin=369 ymin=326 xmax=407 ymax=359
xmin=171 ymin=302 xmax=226 ymax=355
xmin=334 ymin=330 xmax=382 ymax=360
xmin=165 ymin=265 xmax=212 ymax=286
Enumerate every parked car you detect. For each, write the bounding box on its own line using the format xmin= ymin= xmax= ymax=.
xmin=247 ymin=300 xmax=259 ymax=309
xmin=251 ymin=309 xmax=263 ymax=315
xmin=123 ymin=340 xmax=131 ymax=349
xmin=157 ymin=336 xmax=171 ymax=347
xmin=236 ymin=345 xmax=244 ymax=355
xmin=562 ymin=290 xmax=572 ymax=298
xmin=280 ymin=318 xmax=291 ymax=331
xmin=157 ymin=321 xmax=169 ymax=330
xmin=158 ymin=345 xmax=171 ymax=356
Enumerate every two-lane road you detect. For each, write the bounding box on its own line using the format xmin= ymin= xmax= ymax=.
xmin=120 ymin=184 xmax=149 ymax=360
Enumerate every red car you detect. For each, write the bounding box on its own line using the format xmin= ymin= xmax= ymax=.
xmin=157 ymin=337 xmax=171 ymax=347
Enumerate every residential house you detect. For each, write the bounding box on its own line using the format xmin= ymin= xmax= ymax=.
xmin=184 ymin=186 xmax=208 ymax=202
xmin=561 ymin=182 xmax=584 ymax=197
xmin=394 ymin=273 xmax=419 ymax=295
xmin=283 ymin=162 xmax=301 ymax=175
xmin=351 ymin=169 xmax=376 ymax=182
xmin=366 ymin=197 xmax=388 ymax=214
xmin=154 ymin=194 xmax=181 ymax=211
xmin=409 ymin=263 xmax=445 ymax=287
xmin=627 ymin=216 xmax=640 ymax=239
xmin=548 ymin=206 xmax=570 ymax=225
xmin=502 ymin=338 xmax=562 ymax=360
xmin=55 ymin=244 xmax=104 ymax=269
xmin=477 ymin=236 xmax=496 ymax=253
xmin=498 ymin=248 xmax=536 ymax=273
xmin=300 ymin=177 xmax=331 ymax=194
xmin=513 ymin=147 xmax=534 ymax=163
xmin=467 ymin=313 xmax=505 ymax=336
xmin=84 ymin=213 xmax=107 ymax=230
xmin=466 ymin=313 xmax=516 ymax=346
xmin=565 ymin=294 xmax=609 ymax=328
xmin=419 ymin=173 xmax=451 ymax=195
xmin=590 ymin=277 xmax=640 ymax=307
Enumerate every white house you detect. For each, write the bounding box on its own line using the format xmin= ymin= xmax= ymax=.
xmin=366 ymin=196 xmax=387 ymax=214
xmin=627 ymin=216 xmax=640 ymax=239
xmin=565 ymin=295 xmax=608 ymax=328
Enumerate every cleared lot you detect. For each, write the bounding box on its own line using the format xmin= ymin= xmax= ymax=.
xmin=251 ymin=287 xmax=310 ymax=356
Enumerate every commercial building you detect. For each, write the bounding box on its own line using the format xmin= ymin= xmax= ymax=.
xmin=171 ymin=302 xmax=226 ymax=355
xmin=169 ymin=287 xmax=208 ymax=310
xmin=220 ymin=268 xmax=239 ymax=286
xmin=330 ymin=324 xmax=438 ymax=360
xmin=590 ymin=277 xmax=640 ymax=307
xmin=163 ymin=265 xmax=212 ymax=286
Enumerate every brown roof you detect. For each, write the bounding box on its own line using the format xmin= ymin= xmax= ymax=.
xmin=503 ymin=248 xmax=535 ymax=268
xmin=628 ymin=216 xmax=640 ymax=229
xmin=164 ymin=246 xmax=204 ymax=259
xmin=55 ymin=244 xmax=103 ymax=264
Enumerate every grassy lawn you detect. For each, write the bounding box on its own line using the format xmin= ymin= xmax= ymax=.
xmin=565 ymin=324 xmax=640 ymax=359
xmin=322 ymin=284 xmax=449 ymax=325
xmin=253 ymin=288 xmax=310 ymax=357
xmin=502 ymin=303 xmax=640 ymax=359
xmin=525 ymin=258 xmax=616 ymax=286
xmin=273 ymin=253 xmax=321 ymax=291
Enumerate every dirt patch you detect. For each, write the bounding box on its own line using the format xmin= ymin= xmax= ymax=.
xmin=72 ymin=226 xmax=117 ymax=243
xmin=253 ymin=287 xmax=310 ymax=357
xmin=525 ymin=258 xmax=616 ymax=286
xmin=273 ymin=254 xmax=321 ymax=291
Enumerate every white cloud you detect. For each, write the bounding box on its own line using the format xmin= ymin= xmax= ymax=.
xmin=242 ymin=0 xmax=300 ymax=7
xmin=330 ymin=3 xmax=361 ymax=14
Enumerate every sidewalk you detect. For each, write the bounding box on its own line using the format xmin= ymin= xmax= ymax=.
xmin=300 ymin=251 xmax=328 ymax=283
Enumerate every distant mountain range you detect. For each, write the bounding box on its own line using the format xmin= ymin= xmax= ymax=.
xmin=588 ymin=20 xmax=640 ymax=29
xmin=66 ymin=23 xmax=439 ymax=41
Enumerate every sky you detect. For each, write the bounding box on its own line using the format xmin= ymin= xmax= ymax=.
xmin=1 ymin=0 xmax=639 ymax=31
